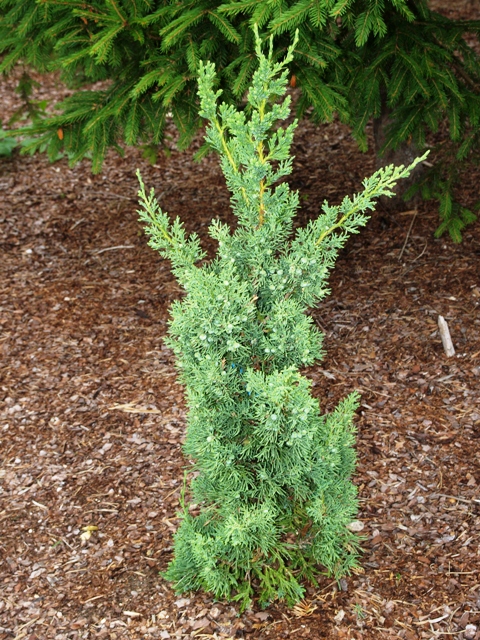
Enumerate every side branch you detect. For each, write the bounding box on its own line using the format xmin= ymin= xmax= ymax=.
xmin=136 ymin=170 xmax=174 ymax=244
xmin=214 ymin=118 xmax=251 ymax=208
xmin=316 ymin=153 xmax=429 ymax=245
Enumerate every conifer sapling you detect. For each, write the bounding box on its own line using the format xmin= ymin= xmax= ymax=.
xmin=137 ymin=28 xmax=426 ymax=609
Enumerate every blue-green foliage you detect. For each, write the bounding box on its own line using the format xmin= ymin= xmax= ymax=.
xmin=137 ymin=30 xmax=425 ymax=609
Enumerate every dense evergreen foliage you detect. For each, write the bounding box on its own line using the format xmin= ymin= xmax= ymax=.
xmin=1 ymin=0 xmax=478 ymax=240
xmin=137 ymin=31 xmax=425 ymax=608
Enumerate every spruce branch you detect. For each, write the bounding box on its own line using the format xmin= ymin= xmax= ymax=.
xmin=2 ymin=0 xmax=478 ymax=239
xmin=107 ymin=0 xmax=128 ymax=27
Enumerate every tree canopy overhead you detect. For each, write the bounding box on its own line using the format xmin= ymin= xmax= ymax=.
xmin=1 ymin=0 xmax=479 ymax=240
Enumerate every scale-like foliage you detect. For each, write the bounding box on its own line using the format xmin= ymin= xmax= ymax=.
xmin=1 ymin=0 xmax=478 ymax=239
xmin=137 ymin=31 xmax=426 ymax=609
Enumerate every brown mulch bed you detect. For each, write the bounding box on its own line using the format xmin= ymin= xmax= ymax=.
xmin=1 ymin=24 xmax=480 ymax=640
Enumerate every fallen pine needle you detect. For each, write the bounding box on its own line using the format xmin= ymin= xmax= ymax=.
xmin=32 ymin=500 xmax=48 ymax=510
xmin=292 ymin=600 xmax=317 ymax=617
xmin=14 ymin=618 xmax=40 ymax=635
xmin=82 ymin=594 xmax=105 ymax=604
xmin=92 ymin=244 xmax=135 ymax=255
xmin=413 ymin=613 xmax=449 ymax=625
xmin=108 ymin=402 xmax=162 ymax=414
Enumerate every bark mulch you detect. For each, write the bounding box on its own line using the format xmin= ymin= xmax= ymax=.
xmin=1 ymin=33 xmax=480 ymax=640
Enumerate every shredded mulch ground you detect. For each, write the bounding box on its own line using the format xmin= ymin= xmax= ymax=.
xmin=1 ymin=11 xmax=480 ymax=640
